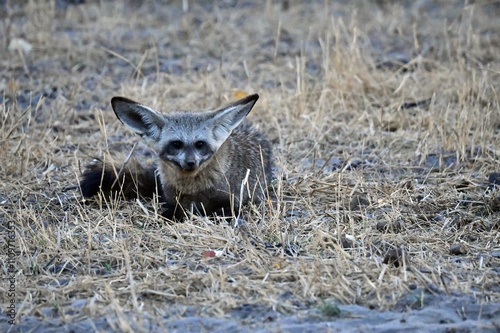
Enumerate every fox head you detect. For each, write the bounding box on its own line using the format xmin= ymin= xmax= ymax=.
xmin=110 ymin=94 xmax=259 ymax=174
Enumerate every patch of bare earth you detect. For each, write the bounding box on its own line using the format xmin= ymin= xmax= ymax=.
xmin=1 ymin=0 xmax=499 ymax=332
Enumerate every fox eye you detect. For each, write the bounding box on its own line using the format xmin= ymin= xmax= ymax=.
xmin=195 ymin=141 xmax=205 ymax=149
xmin=170 ymin=140 xmax=183 ymax=149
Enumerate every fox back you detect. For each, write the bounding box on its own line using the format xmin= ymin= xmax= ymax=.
xmin=80 ymin=94 xmax=273 ymax=220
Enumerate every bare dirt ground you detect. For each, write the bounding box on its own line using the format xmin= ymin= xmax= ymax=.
xmin=1 ymin=0 xmax=499 ymax=332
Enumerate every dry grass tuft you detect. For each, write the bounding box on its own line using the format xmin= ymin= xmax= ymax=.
xmin=1 ymin=0 xmax=499 ymax=328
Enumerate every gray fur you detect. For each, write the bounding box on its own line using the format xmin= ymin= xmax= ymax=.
xmin=81 ymin=94 xmax=272 ymax=220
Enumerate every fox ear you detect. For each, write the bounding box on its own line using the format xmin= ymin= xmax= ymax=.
xmin=209 ymin=94 xmax=259 ymax=146
xmin=111 ymin=97 xmax=165 ymax=142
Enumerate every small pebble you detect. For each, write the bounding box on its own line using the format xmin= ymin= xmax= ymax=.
xmin=349 ymin=194 xmax=369 ymax=211
xmin=488 ymin=172 xmax=500 ymax=186
xmin=383 ymin=248 xmax=406 ymax=267
xmin=340 ymin=236 xmax=354 ymax=249
xmin=376 ymin=220 xmax=403 ymax=233
xmin=450 ymin=243 xmax=467 ymax=255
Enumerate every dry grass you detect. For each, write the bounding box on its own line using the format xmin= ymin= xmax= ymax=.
xmin=1 ymin=0 xmax=499 ymax=327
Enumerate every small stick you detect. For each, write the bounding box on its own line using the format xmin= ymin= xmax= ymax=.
xmin=110 ymin=143 xmax=138 ymax=189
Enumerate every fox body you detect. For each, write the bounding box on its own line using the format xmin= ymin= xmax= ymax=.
xmin=80 ymin=94 xmax=272 ymax=220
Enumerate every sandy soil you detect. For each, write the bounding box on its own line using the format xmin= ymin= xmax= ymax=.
xmin=2 ymin=292 xmax=499 ymax=332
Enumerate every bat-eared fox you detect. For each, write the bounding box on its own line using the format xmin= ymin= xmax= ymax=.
xmin=80 ymin=94 xmax=273 ymax=221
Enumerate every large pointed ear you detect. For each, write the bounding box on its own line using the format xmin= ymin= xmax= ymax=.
xmin=209 ymin=94 xmax=259 ymax=145
xmin=111 ymin=97 xmax=165 ymax=142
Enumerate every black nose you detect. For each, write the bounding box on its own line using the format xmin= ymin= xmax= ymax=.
xmin=183 ymin=160 xmax=197 ymax=171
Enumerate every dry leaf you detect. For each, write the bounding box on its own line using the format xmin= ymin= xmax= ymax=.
xmin=233 ymin=90 xmax=248 ymax=100
xmin=202 ymin=251 xmax=216 ymax=257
